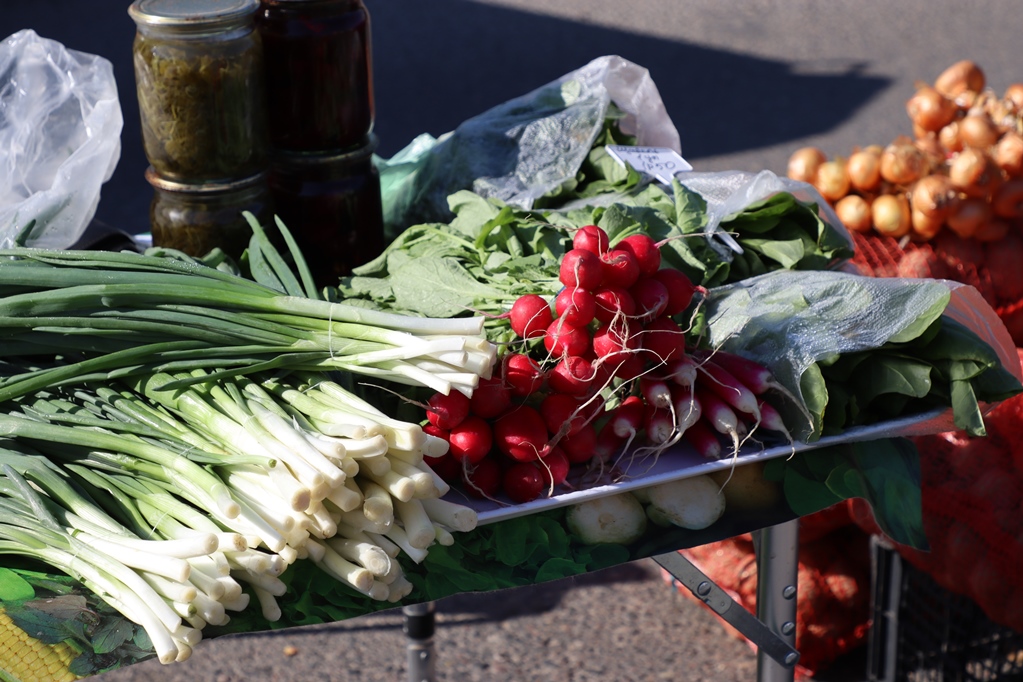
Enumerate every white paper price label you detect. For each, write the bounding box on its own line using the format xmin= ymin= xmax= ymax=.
xmin=605 ymin=145 xmax=693 ymax=185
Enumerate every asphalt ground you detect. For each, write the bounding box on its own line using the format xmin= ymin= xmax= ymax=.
xmin=4 ymin=2 xmax=1022 ymax=680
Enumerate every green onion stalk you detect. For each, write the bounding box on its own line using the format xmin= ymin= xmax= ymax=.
xmin=0 ymin=217 xmax=484 ymax=664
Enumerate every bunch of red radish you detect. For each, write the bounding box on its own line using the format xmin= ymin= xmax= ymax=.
xmin=420 ymin=225 xmax=792 ymax=504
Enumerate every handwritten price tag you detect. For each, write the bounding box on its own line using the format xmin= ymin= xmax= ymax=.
xmin=606 ymin=145 xmax=744 ymax=255
xmin=605 ymin=145 xmax=693 ymax=185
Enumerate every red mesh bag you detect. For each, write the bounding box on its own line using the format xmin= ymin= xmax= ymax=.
xmin=849 ymin=230 xmax=1023 ymax=343
xmin=848 ymin=230 xmax=1023 ymax=632
xmin=668 ymin=517 xmax=872 ymax=680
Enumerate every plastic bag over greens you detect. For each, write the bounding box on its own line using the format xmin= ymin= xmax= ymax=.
xmin=703 ymin=270 xmax=1022 ymax=442
xmin=375 ymin=55 xmax=679 ymax=238
xmin=676 ymin=169 xmax=853 ymax=264
xmin=0 ymin=30 xmax=123 ymax=249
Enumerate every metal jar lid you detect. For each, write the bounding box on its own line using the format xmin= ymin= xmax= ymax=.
xmin=129 ymin=0 xmax=259 ymax=31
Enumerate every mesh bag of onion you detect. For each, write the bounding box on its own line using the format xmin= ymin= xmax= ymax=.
xmin=846 ymin=341 xmax=1023 ymax=634
xmin=667 ymin=516 xmax=873 ymax=680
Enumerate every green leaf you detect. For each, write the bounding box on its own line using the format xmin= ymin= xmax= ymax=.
xmin=91 ymin=617 xmax=135 ymax=655
xmin=389 ymin=257 xmax=508 ymax=318
xmin=849 ymin=355 xmax=934 ymax=402
xmin=0 ymin=568 xmax=34 ymax=601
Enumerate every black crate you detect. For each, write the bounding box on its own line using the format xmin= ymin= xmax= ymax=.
xmin=867 ymin=537 xmax=1023 ymax=682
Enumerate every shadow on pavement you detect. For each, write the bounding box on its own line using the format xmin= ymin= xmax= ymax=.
xmin=7 ymin=0 xmax=890 ymax=239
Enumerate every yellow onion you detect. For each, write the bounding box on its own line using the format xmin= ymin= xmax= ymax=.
xmin=911 ymin=208 xmax=944 ymax=241
xmin=949 ymin=148 xmax=1002 ymax=199
xmin=871 ymin=194 xmax=911 ymax=238
xmin=935 ymin=60 xmax=986 ymax=99
xmin=1004 ymin=83 xmax=1023 ymax=114
xmin=945 ymin=197 xmax=992 ymax=238
xmin=787 ymin=147 xmax=827 ymax=184
xmin=846 ymin=149 xmax=883 ymax=193
xmin=991 ymin=178 xmax=1023 ymax=219
xmin=880 ymin=139 xmax=928 ymax=186
xmin=992 ymin=131 xmax=1023 ymax=177
xmin=958 ymin=111 xmax=1001 ymax=149
xmin=910 ymin=174 xmax=960 ymax=221
xmin=814 ymin=158 xmax=851 ymax=201
xmin=939 ymin=121 xmax=964 ymax=154
xmin=834 ymin=194 xmax=872 ymax=233
xmin=907 ymin=86 xmax=957 ymax=133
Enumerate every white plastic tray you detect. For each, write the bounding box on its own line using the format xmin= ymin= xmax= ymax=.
xmin=462 ymin=407 xmax=951 ymax=525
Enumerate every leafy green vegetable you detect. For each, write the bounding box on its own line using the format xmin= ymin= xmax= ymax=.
xmin=764 ymin=438 xmax=927 ymax=549
xmin=340 ymin=156 xmax=853 ymax=345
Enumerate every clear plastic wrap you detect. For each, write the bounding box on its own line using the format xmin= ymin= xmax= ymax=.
xmin=0 ymin=30 xmax=123 ymax=248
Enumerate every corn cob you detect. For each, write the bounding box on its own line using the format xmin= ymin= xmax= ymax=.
xmin=0 ymin=609 xmax=80 ymax=682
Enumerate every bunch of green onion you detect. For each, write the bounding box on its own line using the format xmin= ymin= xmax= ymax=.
xmin=0 ymin=218 xmax=492 ymax=664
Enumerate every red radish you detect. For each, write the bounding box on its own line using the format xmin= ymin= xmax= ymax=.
xmin=593 ymin=286 xmax=636 ymax=324
xmin=503 ymin=462 xmax=545 ymax=503
xmin=544 ymin=319 xmax=591 ymax=358
xmin=697 ymin=359 xmax=761 ymax=421
xmin=661 ymin=355 xmax=698 ymax=388
xmin=684 ymin=418 xmax=724 ymax=459
xmin=671 ymin=384 xmax=703 ymax=432
xmin=548 ymin=356 xmax=598 ymax=396
xmin=503 ymin=353 xmax=545 ymax=397
xmin=695 ymin=386 xmax=743 ymax=451
xmin=447 ymin=416 xmax=493 ymax=465
xmin=494 ymin=405 xmax=550 ymax=461
xmin=653 ymin=268 xmax=700 ymax=316
xmin=645 ymin=407 xmax=677 ymax=445
xmin=573 ymin=224 xmax=610 ymax=255
xmin=426 ymin=390 xmax=471 ymax=430
xmin=424 ymin=452 xmax=462 ymax=482
xmin=639 ymin=316 xmax=686 ymax=364
xmin=614 ymin=355 xmax=646 ymax=381
xmin=696 ymin=350 xmax=776 ymax=395
xmin=559 ymin=249 xmax=604 ymax=290
xmin=510 ymin=294 xmax=553 ymax=339
xmin=554 ymin=287 xmax=597 ymax=327
xmin=592 ymin=319 xmax=640 ymax=365
xmin=422 ymin=422 xmax=450 ymax=441
xmin=594 ymin=424 xmax=625 ymax=461
xmin=600 ymin=248 xmax=641 ymax=289
xmin=629 ymin=277 xmax=669 ymax=321
xmin=758 ymin=399 xmax=792 ymax=441
xmin=618 ymin=234 xmax=661 ymax=276
xmin=560 ymin=423 xmax=598 ymax=464
xmin=536 ymin=447 xmax=570 ymax=487
xmin=461 ymin=457 xmax=502 ymax=499
xmin=469 ymin=376 xmax=512 ymax=419
xmin=540 ymin=392 xmax=588 ymax=436
xmin=610 ymin=395 xmax=646 ymax=439
xmin=640 ymin=375 xmax=673 ymax=409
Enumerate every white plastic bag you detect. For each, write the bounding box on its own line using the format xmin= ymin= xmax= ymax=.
xmin=0 ymin=30 xmax=123 ymax=248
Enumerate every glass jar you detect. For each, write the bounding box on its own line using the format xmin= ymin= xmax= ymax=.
xmin=146 ymin=168 xmax=271 ymax=259
xmin=267 ymin=137 xmax=384 ymax=288
xmin=257 ymin=0 xmax=374 ymax=152
xmin=130 ymin=0 xmax=269 ymax=181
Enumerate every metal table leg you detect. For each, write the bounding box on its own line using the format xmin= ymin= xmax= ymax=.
xmin=754 ymin=519 xmax=801 ymax=682
xmin=403 ymin=601 xmax=437 ymax=682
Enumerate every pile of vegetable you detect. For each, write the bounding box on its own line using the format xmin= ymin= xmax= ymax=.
xmin=0 ymin=222 xmax=496 ymax=666
xmin=389 ymin=220 xmax=801 ymax=507
xmin=786 ymin=60 xmax=1023 ymax=345
xmin=788 ymin=60 xmax=1023 ymax=244
xmin=850 ymin=352 xmax=1023 ymax=633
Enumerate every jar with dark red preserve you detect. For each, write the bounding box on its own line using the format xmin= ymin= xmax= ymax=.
xmin=257 ymin=0 xmax=374 ymax=152
xmin=268 ymin=138 xmax=384 ymax=288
